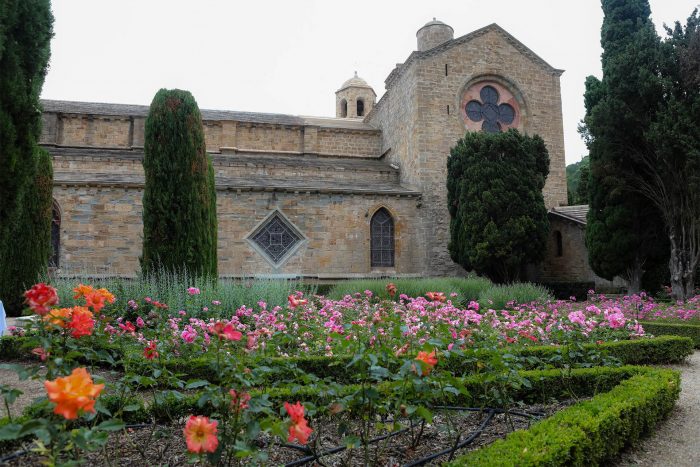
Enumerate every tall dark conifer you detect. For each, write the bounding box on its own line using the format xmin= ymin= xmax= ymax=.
xmin=141 ymin=89 xmax=217 ymax=277
xmin=581 ymin=0 xmax=668 ymax=293
xmin=0 ymin=0 xmax=54 ymax=315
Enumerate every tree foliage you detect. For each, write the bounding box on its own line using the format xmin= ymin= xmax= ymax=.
xmin=0 ymin=0 xmax=54 ymax=314
xmin=581 ymin=0 xmax=668 ymax=293
xmin=141 ymin=89 xmax=218 ymax=278
xmin=642 ymin=9 xmax=700 ymax=299
xmin=447 ymin=129 xmax=550 ymax=283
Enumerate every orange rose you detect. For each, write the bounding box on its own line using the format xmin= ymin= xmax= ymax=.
xmin=84 ymin=292 xmax=106 ymax=313
xmin=414 ymin=350 xmax=438 ymax=376
xmin=184 ymin=415 xmax=219 ymax=453
xmin=44 ymin=367 xmax=104 ymax=420
xmin=44 ymin=307 xmax=72 ymax=329
xmin=72 ymin=284 xmax=94 ymax=300
xmin=285 ymin=401 xmax=313 ymax=445
xmin=68 ymin=307 xmax=95 ymax=338
xmin=24 ymin=283 xmax=59 ymax=315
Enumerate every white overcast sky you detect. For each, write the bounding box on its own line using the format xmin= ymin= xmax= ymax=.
xmin=41 ymin=0 xmax=699 ymax=164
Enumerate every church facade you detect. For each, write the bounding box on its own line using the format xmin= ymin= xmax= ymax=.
xmin=42 ymin=20 xmax=581 ymax=281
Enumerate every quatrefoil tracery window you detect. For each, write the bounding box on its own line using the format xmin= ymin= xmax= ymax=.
xmin=249 ymin=212 xmax=303 ymax=265
xmin=465 ymin=85 xmax=515 ymax=133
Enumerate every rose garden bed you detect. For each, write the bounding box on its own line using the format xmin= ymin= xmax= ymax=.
xmin=0 ymin=282 xmax=694 ymax=465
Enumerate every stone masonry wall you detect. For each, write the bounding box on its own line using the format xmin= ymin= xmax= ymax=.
xmin=538 ymin=217 xmax=621 ymax=290
xmin=369 ymin=26 xmax=568 ymax=276
xmin=41 ymin=113 xmax=382 ymax=158
xmin=53 ymin=185 xmax=420 ymax=277
xmin=317 ymin=129 xmax=382 ymax=157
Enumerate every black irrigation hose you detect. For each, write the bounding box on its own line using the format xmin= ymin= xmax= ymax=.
xmin=283 ymin=427 xmax=411 ymax=467
xmin=432 ymin=405 xmax=546 ymax=419
xmin=402 ymin=409 xmax=496 ymax=467
xmin=0 ymin=422 xmax=155 ymax=463
xmin=285 ymin=406 xmax=538 ymax=467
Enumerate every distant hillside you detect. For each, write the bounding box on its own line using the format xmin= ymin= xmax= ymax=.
xmin=566 ymin=156 xmax=589 ymax=205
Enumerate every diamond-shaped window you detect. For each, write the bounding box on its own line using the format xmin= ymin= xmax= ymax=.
xmin=249 ymin=212 xmax=303 ymax=265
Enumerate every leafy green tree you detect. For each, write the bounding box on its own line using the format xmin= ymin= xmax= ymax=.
xmin=447 ymin=129 xmax=550 ymax=283
xmin=639 ymin=10 xmax=700 ymax=299
xmin=566 ymin=156 xmax=589 ymax=204
xmin=581 ymin=0 xmax=668 ymax=294
xmin=0 ymin=0 xmax=54 ymax=315
xmin=141 ymin=89 xmax=218 ymax=277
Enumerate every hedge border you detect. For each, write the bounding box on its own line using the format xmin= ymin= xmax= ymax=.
xmin=447 ymin=367 xmax=680 ymax=466
xmin=640 ymin=321 xmax=700 ymax=348
xmin=1 ymin=335 xmax=692 ymax=387
xmin=124 ymin=335 xmax=693 ymax=385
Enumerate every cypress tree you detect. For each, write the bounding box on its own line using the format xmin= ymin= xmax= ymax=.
xmin=447 ymin=129 xmax=550 ymax=283
xmin=581 ymin=0 xmax=668 ymax=293
xmin=0 ymin=0 xmax=54 ymax=314
xmin=141 ymin=89 xmax=217 ymax=277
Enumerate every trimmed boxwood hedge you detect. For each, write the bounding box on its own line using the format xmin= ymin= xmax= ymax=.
xmin=641 ymin=321 xmax=700 ymax=348
xmin=120 ymin=335 xmax=692 ymax=385
xmin=1 ymin=335 xmax=692 ymax=387
xmin=448 ymin=367 xmax=680 ymax=466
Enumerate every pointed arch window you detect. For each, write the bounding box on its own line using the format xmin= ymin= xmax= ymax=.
xmin=340 ymin=99 xmax=348 ymax=118
xmin=50 ymin=200 xmax=61 ymax=267
xmin=370 ymin=208 xmax=394 ymax=267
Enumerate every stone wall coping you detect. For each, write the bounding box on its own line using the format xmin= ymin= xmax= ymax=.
xmin=53 ymin=171 xmax=422 ymax=197
xmin=45 ymin=146 xmax=393 ymax=171
xmin=382 ymin=23 xmax=564 ymax=92
xmin=41 ymin=100 xmax=379 ymax=131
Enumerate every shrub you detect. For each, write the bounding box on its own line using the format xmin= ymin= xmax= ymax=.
xmin=142 ymin=89 xmax=217 ymax=277
xmin=447 ymin=129 xmax=550 ymax=283
xmin=448 ymin=368 xmax=680 ymax=466
xmin=46 ymin=273 xmax=312 ymax=317
xmin=641 ymin=321 xmax=700 ymax=348
xmin=538 ymin=281 xmax=595 ymax=301
xmin=327 ymin=276 xmax=492 ymax=303
xmin=478 ymin=282 xmax=553 ymax=309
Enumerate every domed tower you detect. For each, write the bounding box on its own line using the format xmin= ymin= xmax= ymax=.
xmin=335 ymin=72 xmax=376 ymax=119
xmin=416 ymin=18 xmax=454 ymax=51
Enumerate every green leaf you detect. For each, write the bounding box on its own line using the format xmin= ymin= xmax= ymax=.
xmin=0 ymin=423 xmax=22 ymax=440
xmin=122 ymin=404 xmax=141 ymax=412
xmin=97 ymin=420 xmax=126 ymax=432
xmin=185 ymin=380 xmax=209 ymax=389
xmin=415 ymin=406 xmax=433 ymax=423
xmin=18 ymin=419 xmax=46 ymax=437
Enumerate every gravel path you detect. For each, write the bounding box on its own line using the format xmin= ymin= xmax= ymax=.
xmin=616 ymin=350 xmax=700 ymax=466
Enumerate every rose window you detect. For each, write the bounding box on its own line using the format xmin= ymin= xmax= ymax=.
xmin=463 ymin=84 xmax=517 ymax=133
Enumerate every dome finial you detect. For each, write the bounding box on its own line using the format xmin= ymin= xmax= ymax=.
xmin=433 ymin=17 xmax=436 ymax=21
xmin=354 ymin=70 xmax=358 ymax=77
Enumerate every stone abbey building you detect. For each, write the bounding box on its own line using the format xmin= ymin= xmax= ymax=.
xmin=41 ymin=20 xmax=608 ymax=285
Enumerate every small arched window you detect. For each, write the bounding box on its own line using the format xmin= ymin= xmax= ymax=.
xmin=555 ymin=230 xmax=563 ymax=257
xmin=370 ymin=208 xmax=394 ymax=267
xmin=50 ymin=200 xmax=61 ymax=267
xmin=357 ymin=98 xmax=365 ymax=117
xmin=340 ymin=99 xmax=348 ymax=118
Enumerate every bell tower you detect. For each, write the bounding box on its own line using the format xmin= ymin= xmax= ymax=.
xmin=335 ymin=72 xmax=376 ymax=119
